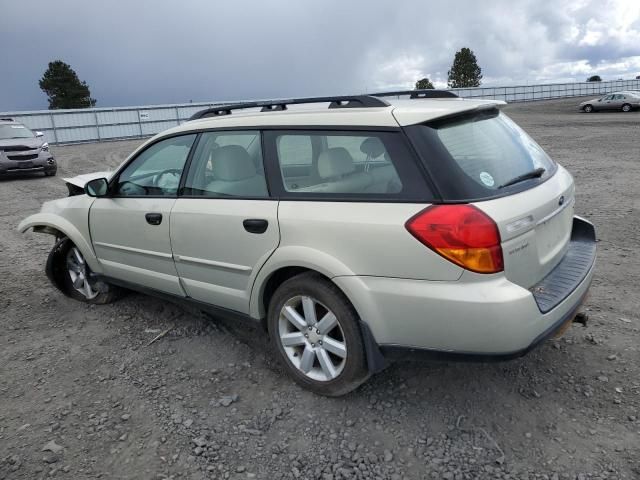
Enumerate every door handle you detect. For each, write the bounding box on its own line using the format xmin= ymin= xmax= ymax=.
xmin=243 ymin=218 xmax=268 ymax=234
xmin=145 ymin=213 xmax=163 ymax=225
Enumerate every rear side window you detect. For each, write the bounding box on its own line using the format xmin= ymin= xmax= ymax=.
xmin=267 ymin=130 xmax=430 ymax=199
xmin=405 ymin=110 xmax=557 ymax=201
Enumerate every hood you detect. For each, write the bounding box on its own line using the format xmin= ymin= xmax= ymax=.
xmin=0 ymin=137 xmax=42 ymax=150
xmin=63 ymin=171 xmax=113 ymax=188
xmin=579 ymin=97 xmax=601 ymax=105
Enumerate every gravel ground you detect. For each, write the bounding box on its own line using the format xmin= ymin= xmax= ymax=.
xmin=1 ymin=97 xmax=639 ymax=480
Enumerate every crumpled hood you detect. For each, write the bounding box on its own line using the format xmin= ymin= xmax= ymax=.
xmin=63 ymin=171 xmax=113 ymax=188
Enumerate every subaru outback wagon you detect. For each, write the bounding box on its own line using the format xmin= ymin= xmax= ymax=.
xmin=19 ymin=91 xmax=596 ymax=396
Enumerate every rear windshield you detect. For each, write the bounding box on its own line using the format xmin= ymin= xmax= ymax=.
xmin=405 ymin=110 xmax=556 ymax=201
xmin=0 ymin=124 xmax=34 ymax=140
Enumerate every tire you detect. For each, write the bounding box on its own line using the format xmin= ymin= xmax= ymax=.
xmin=45 ymin=169 xmax=57 ymax=177
xmin=47 ymin=237 xmax=122 ymax=304
xmin=267 ymin=272 xmax=370 ymax=396
xmin=583 ymin=104 xmax=593 ymax=113
xmin=621 ymin=103 xmax=632 ymax=112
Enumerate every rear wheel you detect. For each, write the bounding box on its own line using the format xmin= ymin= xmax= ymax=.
xmin=583 ymin=104 xmax=593 ymax=113
xmin=48 ymin=238 xmax=121 ymax=304
xmin=621 ymin=103 xmax=632 ymax=112
xmin=267 ymin=272 xmax=369 ymax=396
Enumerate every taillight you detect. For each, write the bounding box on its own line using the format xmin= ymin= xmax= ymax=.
xmin=405 ymin=204 xmax=503 ymax=274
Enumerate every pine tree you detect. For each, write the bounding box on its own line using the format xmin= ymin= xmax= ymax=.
xmin=447 ymin=48 xmax=483 ymax=88
xmin=39 ymin=60 xmax=97 ymax=109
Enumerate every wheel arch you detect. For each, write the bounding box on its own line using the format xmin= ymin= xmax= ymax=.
xmin=249 ymin=246 xmax=356 ymax=320
xmin=18 ymin=213 xmax=102 ymax=273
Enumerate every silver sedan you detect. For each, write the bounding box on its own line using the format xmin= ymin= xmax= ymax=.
xmin=579 ymin=91 xmax=640 ymax=112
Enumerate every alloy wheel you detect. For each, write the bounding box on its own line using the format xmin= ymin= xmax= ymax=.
xmin=278 ymin=295 xmax=347 ymax=382
xmin=66 ymin=247 xmax=99 ymax=299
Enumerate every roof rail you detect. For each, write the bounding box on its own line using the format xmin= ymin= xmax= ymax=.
xmin=372 ymin=89 xmax=458 ymax=99
xmin=189 ymin=95 xmax=389 ymax=120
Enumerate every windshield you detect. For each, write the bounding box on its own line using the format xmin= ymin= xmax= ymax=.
xmin=0 ymin=124 xmax=35 ymax=140
xmin=405 ymin=110 xmax=556 ymax=201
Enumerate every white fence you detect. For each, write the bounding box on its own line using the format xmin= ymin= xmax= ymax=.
xmin=2 ymin=79 xmax=639 ymax=146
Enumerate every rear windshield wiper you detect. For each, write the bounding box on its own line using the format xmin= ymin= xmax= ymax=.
xmin=498 ymin=167 xmax=546 ymax=189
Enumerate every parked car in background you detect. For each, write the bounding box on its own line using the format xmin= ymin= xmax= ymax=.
xmin=579 ymin=92 xmax=640 ymax=112
xmin=0 ymin=118 xmax=56 ymax=177
xmin=19 ymin=91 xmax=596 ymax=396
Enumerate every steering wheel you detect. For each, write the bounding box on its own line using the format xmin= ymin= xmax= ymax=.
xmin=118 ymin=181 xmax=148 ymax=196
xmin=153 ymin=169 xmax=182 ymax=193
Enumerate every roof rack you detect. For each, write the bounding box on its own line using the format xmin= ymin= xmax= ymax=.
xmin=190 ymin=95 xmax=390 ymax=120
xmin=372 ymin=89 xmax=458 ymax=99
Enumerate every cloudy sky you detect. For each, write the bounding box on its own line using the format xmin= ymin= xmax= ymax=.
xmin=2 ymin=0 xmax=639 ymax=111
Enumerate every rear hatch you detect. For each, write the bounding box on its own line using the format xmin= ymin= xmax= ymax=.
xmin=403 ymin=106 xmax=574 ymax=288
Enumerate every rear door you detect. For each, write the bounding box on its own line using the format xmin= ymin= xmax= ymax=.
xmin=170 ymin=130 xmax=279 ymax=313
xmin=90 ymin=134 xmax=196 ymax=295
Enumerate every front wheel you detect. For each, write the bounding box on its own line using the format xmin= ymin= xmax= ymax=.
xmin=583 ymin=104 xmax=593 ymax=113
xmin=621 ymin=103 xmax=632 ymax=112
xmin=267 ymin=272 xmax=369 ymax=396
xmin=47 ymin=238 xmax=121 ymax=304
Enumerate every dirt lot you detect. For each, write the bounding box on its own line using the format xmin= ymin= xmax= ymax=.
xmin=1 ymin=97 xmax=639 ymax=480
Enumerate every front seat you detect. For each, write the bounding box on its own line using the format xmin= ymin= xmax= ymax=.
xmin=205 ymin=145 xmax=267 ymax=197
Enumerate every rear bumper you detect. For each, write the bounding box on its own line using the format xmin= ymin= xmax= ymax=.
xmin=335 ymin=216 xmax=596 ymax=362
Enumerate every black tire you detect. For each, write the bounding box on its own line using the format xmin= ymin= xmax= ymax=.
xmin=47 ymin=237 xmax=122 ymax=304
xmin=583 ymin=104 xmax=593 ymax=113
xmin=267 ymin=272 xmax=370 ymax=396
xmin=45 ymin=169 xmax=57 ymax=177
xmin=621 ymin=103 xmax=632 ymax=112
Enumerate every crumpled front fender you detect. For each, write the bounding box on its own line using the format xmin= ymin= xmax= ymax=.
xmin=18 ymin=212 xmax=103 ymax=274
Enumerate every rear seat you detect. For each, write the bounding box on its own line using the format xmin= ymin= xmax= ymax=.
xmin=297 ymin=147 xmax=398 ymax=194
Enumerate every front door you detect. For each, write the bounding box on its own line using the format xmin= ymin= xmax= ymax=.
xmin=90 ymin=134 xmax=197 ymax=295
xmin=170 ymin=130 xmax=279 ymax=313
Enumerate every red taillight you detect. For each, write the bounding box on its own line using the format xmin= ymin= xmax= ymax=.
xmin=405 ymin=204 xmax=504 ymax=274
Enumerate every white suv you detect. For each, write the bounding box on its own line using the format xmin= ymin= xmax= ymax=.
xmin=19 ymin=92 xmax=596 ymax=396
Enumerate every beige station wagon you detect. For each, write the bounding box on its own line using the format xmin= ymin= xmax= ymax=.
xmin=19 ymin=91 xmax=596 ymax=396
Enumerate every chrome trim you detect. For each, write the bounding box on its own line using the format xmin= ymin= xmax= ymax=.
xmin=537 ymin=197 xmax=574 ymax=226
xmin=173 ymin=254 xmax=252 ymax=272
xmin=93 ymin=241 xmax=173 ymax=259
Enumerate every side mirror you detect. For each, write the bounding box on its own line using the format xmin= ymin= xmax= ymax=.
xmin=85 ymin=178 xmax=109 ymax=197
xmin=35 ymin=131 xmax=44 ymax=137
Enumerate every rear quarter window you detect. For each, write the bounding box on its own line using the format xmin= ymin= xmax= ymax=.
xmin=265 ymin=130 xmax=432 ymax=201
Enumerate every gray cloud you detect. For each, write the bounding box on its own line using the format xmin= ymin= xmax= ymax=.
xmin=1 ymin=0 xmax=639 ymax=111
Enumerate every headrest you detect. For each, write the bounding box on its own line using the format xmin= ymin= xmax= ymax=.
xmin=318 ymin=147 xmax=355 ymax=179
xmin=360 ymin=137 xmax=386 ymax=158
xmin=211 ymin=145 xmax=256 ymax=181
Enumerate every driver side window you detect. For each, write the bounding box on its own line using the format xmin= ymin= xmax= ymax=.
xmin=116 ymin=134 xmax=196 ymax=196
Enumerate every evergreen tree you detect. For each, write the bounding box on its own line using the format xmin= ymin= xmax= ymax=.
xmin=447 ymin=48 xmax=483 ymax=88
xmin=39 ymin=60 xmax=96 ymax=109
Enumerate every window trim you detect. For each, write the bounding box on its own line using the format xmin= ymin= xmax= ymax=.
xmin=262 ymin=128 xmax=435 ymax=202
